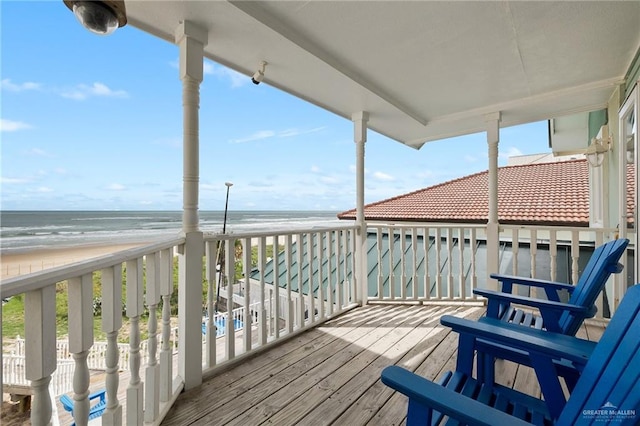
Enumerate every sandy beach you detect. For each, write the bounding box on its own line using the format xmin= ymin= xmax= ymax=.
xmin=1 ymin=243 xmax=147 ymax=280
xmin=0 ymin=237 xmax=286 ymax=280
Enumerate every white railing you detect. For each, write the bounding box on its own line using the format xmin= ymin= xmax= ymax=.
xmin=366 ymin=224 xmax=486 ymax=302
xmin=499 ymin=225 xmax=626 ymax=319
xmin=9 ymin=328 xmax=180 ymax=374
xmin=202 ymin=225 xmax=360 ymax=369
xmin=365 ymin=223 xmax=629 ymax=318
xmin=1 ymin=237 xmax=185 ymax=426
xmin=1 ymin=224 xmax=360 ymax=425
xmin=1 ymin=221 xmax=630 ymax=425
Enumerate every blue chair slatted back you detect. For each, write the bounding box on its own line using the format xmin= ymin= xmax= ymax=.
xmin=560 ymin=238 xmax=628 ymax=335
xmin=559 ymin=284 xmax=640 ymax=425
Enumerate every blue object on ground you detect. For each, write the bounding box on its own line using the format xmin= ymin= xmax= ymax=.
xmin=202 ymin=317 xmax=244 ymax=337
xmin=59 ymin=388 xmax=106 ymax=425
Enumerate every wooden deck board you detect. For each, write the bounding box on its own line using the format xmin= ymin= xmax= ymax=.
xmin=161 ymin=304 xmax=604 ymax=426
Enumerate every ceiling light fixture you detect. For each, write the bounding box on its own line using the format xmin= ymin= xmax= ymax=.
xmin=63 ymin=0 xmax=127 ymax=35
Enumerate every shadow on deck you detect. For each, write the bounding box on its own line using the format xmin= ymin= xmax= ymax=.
xmin=160 ymin=303 xmax=605 ymax=425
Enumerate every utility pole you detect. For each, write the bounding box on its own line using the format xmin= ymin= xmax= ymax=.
xmin=215 ymin=182 xmax=233 ymax=312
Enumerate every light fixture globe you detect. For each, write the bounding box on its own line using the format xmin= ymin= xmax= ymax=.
xmin=64 ymin=0 xmax=127 ymax=35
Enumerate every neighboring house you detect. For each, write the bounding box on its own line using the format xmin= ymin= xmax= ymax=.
xmin=248 ymin=158 xmax=635 ymax=317
xmin=337 ymin=158 xmax=635 ymax=227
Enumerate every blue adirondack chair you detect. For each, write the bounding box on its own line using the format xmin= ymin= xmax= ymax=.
xmin=59 ymin=389 xmax=107 ymax=425
xmin=473 ymin=238 xmax=628 ymax=384
xmin=381 ymin=284 xmax=640 ymax=425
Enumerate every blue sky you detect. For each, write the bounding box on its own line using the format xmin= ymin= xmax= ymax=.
xmin=1 ymin=2 xmax=551 ymax=212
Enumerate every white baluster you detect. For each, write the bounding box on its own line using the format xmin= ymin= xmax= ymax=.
xmin=126 ymin=258 xmax=144 ymax=425
xmin=296 ymin=233 xmax=305 ymax=328
xmin=258 ymin=238 xmax=267 ymax=345
xmin=435 ymin=228 xmax=442 ymax=299
xmin=571 ymin=231 xmax=580 ymax=285
xmin=306 ymin=233 xmax=315 ymax=321
xmin=68 ymin=274 xmax=93 ymax=426
xmin=145 ymin=252 xmax=160 ymax=422
xmin=423 ymin=227 xmax=431 ymax=300
xmin=335 ymin=230 xmax=343 ymax=309
xmin=326 ymin=231 xmax=334 ymax=316
xmin=459 ymin=227 xmax=465 ymax=299
xmin=285 ymin=234 xmax=294 ymax=333
xmin=101 ymin=264 xmax=123 ymax=425
xmin=316 ymin=232 xmax=324 ymax=320
xmin=204 ymin=241 xmax=215 ymax=367
xmin=226 ymin=239 xmax=236 ymax=358
xmin=470 ymin=228 xmax=478 ymax=298
xmin=25 ymin=286 xmax=56 ymax=426
xmin=446 ymin=228 xmax=454 ymax=299
xmin=400 ymin=227 xmax=407 ymax=300
xmin=271 ymin=237 xmax=280 ymax=339
xmin=411 ymin=228 xmax=418 ymax=300
xmin=512 ymin=228 xmax=520 ymax=276
xmin=242 ymin=238 xmax=252 ymax=352
xmin=388 ymin=226 xmax=395 ymax=300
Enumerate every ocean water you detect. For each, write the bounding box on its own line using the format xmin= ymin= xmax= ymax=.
xmin=0 ymin=210 xmax=341 ymax=254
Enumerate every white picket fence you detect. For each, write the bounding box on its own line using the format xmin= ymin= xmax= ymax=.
xmin=3 ymin=304 xmax=256 ymax=398
xmin=3 ymin=355 xmax=75 ymax=396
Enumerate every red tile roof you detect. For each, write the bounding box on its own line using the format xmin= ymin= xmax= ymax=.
xmin=338 ymin=159 xmax=635 ymax=227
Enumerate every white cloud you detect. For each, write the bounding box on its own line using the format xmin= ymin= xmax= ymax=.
xmin=372 ymin=171 xmax=395 ymax=181
xmin=60 ymin=82 xmax=128 ymax=100
xmin=1 ymin=79 xmax=41 ymax=92
xmin=153 ymin=137 xmax=182 ymax=148
xmin=201 ymin=183 xmax=221 ymax=191
xmin=230 ymin=127 xmax=326 ymax=144
xmin=311 ymin=165 xmax=321 ymax=173
xmin=34 ymin=186 xmax=53 ymax=193
xmin=320 ymin=176 xmax=341 ymax=184
xmin=0 ymin=119 xmax=31 ymax=132
xmin=416 ymin=170 xmax=435 ymax=179
xmin=1 ymin=177 xmax=30 ymax=184
xmin=229 ymin=130 xmax=276 ymax=144
xmin=500 ymin=146 xmax=524 ymax=159
xmin=107 ymin=183 xmax=126 ymax=191
xmin=26 ymin=148 xmax=52 ymax=157
xmin=279 ymin=127 xmax=325 ymax=138
xmin=206 ymin=62 xmax=249 ymax=88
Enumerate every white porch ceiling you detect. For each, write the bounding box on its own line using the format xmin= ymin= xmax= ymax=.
xmin=125 ymin=1 xmax=640 ymax=149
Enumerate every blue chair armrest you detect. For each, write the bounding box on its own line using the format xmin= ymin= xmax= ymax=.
xmin=88 ymin=389 xmax=106 ymax=403
xmin=441 ymin=315 xmax=595 ymax=364
xmin=381 ymin=366 xmax=531 ymax=426
xmin=475 ymin=288 xmax=593 ymax=331
xmin=475 ymin=288 xmax=591 ymax=312
xmin=59 ymin=394 xmax=74 ymax=413
xmin=488 ymin=273 xmax=575 ymax=292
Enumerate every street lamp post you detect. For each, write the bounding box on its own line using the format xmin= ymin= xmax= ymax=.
xmin=216 ymin=182 xmax=233 ymax=312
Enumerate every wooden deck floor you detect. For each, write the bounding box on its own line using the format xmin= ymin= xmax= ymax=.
xmin=161 ymin=303 xmax=605 ymax=425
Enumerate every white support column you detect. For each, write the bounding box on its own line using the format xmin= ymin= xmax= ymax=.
xmin=175 ymin=20 xmax=207 ymax=390
xmin=353 ymin=111 xmax=369 ymax=305
xmin=485 ymin=112 xmax=501 ymax=291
